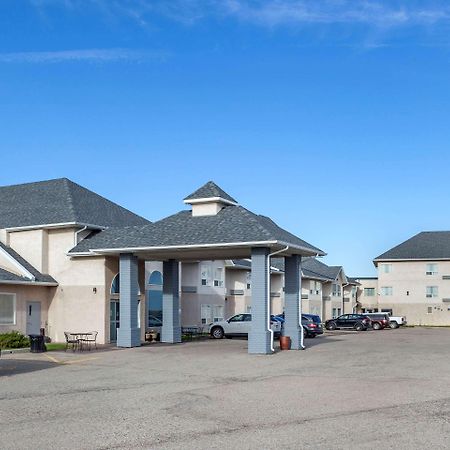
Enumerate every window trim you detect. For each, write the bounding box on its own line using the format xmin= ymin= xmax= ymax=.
xmin=0 ymin=292 xmax=17 ymax=326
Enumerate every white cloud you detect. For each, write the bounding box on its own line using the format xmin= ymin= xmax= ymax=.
xmin=0 ymin=48 xmax=167 ymax=64
xmin=68 ymin=0 xmax=450 ymax=29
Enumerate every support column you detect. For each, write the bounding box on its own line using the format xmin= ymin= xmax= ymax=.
xmin=283 ymin=254 xmax=303 ymax=350
xmin=117 ymin=253 xmax=141 ymax=348
xmin=161 ymin=259 xmax=181 ymax=343
xmin=248 ymin=247 xmax=273 ymax=354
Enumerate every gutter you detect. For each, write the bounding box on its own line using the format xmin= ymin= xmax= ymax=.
xmin=5 ymin=222 xmax=106 ymax=232
xmin=71 ymin=240 xmax=325 ymax=257
xmin=0 ymin=280 xmax=58 ymax=286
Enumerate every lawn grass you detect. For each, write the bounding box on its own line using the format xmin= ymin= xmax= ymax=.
xmin=45 ymin=343 xmax=67 ymax=351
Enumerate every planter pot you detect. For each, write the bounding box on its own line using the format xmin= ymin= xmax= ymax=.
xmin=279 ymin=336 xmax=291 ymax=350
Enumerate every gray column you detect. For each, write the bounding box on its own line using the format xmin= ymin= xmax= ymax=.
xmin=117 ymin=253 xmax=141 ymax=348
xmin=161 ymin=259 xmax=181 ymax=343
xmin=283 ymin=254 xmax=303 ymax=350
xmin=248 ymin=247 xmax=273 ymax=354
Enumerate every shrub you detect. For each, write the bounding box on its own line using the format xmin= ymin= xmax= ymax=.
xmin=0 ymin=331 xmax=30 ymax=349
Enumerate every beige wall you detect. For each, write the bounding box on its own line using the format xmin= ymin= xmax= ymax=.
xmin=0 ymin=284 xmax=52 ymax=335
xmin=8 ymin=229 xmax=49 ymax=273
xmin=374 ymin=261 xmax=450 ymax=325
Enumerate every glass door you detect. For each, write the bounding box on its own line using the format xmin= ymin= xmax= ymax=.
xmin=110 ymin=300 xmax=120 ymax=342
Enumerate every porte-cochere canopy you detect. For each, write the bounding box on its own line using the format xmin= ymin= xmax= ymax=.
xmin=69 ymin=182 xmax=325 ymax=354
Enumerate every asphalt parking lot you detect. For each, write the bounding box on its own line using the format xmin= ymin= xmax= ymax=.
xmin=1 ymin=327 xmax=450 ymax=449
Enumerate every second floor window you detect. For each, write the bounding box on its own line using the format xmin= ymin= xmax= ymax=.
xmin=214 ymin=267 xmax=224 ymax=287
xmin=200 ymin=264 xmax=212 ymax=286
xmin=364 ymin=288 xmax=376 ymax=297
xmin=380 ymin=286 xmax=393 ymax=296
xmin=246 ymin=272 xmax=251 ymax=290
xmin=426 ymin=264 xmax=438 ymax=275
xmin=332 ymin=283 xmax=341 ymax=296
xmin=381 ymin=264 xmax=392 ymax=273
xmin=426 ymin=286 xmax=439 ymax=298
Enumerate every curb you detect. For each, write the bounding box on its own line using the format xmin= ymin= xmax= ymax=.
xmin=0 ymin=347 xmax=31 ymax=355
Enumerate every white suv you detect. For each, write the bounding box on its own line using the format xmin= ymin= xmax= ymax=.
xmin=209 ymin=313 xmax=282 ymax=339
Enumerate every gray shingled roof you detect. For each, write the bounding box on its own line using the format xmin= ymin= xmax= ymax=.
xmin=375 ymin=231 xmax=450 ymax=261
xmin=271 ymin=257 xmax=340 ymax=281
xmin=184 ymin=181 xmax=237 ymax=204
xmin=0 ymin=267 xmax=30 ymax=283
xmin=0 ymin=242 xmax=57 ymax=284
xmin=0 ymin=178 xmax=150 ymax=229
xmin=69 ymin=205 xmax=325 ymax=256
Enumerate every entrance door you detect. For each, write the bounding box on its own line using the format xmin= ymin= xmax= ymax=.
xmin=110 ymin=300 xmax=120 ymax=342
xmin=26 ymin=302 xmax=41 ymax=335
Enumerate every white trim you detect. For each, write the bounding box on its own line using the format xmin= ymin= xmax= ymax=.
xmin=5 ymin=222 xmax=106 ymax=232
xmin=183 ymin=197 xmax=238 ymax=206
xmin=374 ymin=258 xmax=450 ymax=264
xmin=0 ymin=280 xmax=58 ymax=286
xmin=0 ymin=292 xmax=16 ymax=325
xmin=0 ymin=246 xmax=35 ymax=281
xmin=70 ymin=240 xmax=325 ymax=257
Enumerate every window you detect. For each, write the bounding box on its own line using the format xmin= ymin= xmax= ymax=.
xmin=426 ymin=286 xmax=439 ymax=298
xmin=332 ymin=308 xmax=337 ymax=318
xmin=246 ymin=272 xmax=251 ymax=290
xmin=148 ymin=271 xmax=163 ymax=328
xmin=332 ymin=284 xmax=341 ymax=297
xmin=351 ymin=286 xmax=357 ymax=298
xmin=364 ymin=288 xmax=376 ymax=297
xmin=200 ymin=264 xmax=212 ymax=286
xmin=380 ymin=287 xmax=393 ymax=296
xmin=381 ymin=264 xmax=392 ymax=273
xmin=426 ymin=264 xmax=438 ymax=275
xmin=213 ymin=267 xmax=224 ymax=287
xmin=337 ymin=308 xmax=342 ymax=316
xmin=427 ymin=307 xmax=433 ymax=314
xmin=315 ymin=281 xmax=321 ymax=295
xmin=228 ymin=314 xmax=246 ymax=322
xmin=0 ymin=293 xmax=16 ymax=325
xmin=201 ymin=304 xmax=224 ymax=324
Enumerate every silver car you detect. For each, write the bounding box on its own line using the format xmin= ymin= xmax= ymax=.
xmin=209 ymin=313 xmax=282 ymax=339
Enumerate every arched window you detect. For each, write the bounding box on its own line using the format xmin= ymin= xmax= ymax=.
xmin=149 ymin=271 xmax=163 ymax=286
xmin=110 ymin=273 xmax=141 ymax=295
xmin=111 ymin=273 xmax=120 ymax=295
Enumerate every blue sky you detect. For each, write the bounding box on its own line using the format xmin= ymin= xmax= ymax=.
xmin=1 ymin=1 xmax=450 ymax=276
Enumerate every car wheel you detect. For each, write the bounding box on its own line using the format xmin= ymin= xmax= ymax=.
xmin=373 ymin=322 xmax=381 ymax=330
xmin=211 ymin=326 xmax=224 ymax=339
xmin=326 ymin=322 xmax=337 ymax=331
xmin=390 ymin=322 xmax=399 ymax=329
xmin=354 ymin=323 xmax=364 ymax=331
xmin=303 ymin=328 xmax=308 ymax=338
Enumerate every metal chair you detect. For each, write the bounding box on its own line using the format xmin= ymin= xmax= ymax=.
xmin=81 ymin=331 xmax=98 ymax=351
xmin=64 ymin=332 xmax=79 ymax=352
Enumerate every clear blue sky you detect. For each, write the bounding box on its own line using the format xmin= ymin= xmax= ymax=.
xmin=1 ymin=1 xmax=450 ymax=276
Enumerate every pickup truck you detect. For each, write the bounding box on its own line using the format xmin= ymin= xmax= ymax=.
xmin=387 ymin=315 xmax=407 ymax=329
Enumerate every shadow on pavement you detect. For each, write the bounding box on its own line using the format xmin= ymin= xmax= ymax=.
xmin=0 ymin=358 xmax=58 ymax=377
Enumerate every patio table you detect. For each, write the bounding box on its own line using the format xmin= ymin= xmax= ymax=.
xmin=68 ymin=333 xmax=93 ymax=351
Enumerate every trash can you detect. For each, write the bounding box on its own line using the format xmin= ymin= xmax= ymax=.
xmin=29 ymin=334 xmax=46 ymax=353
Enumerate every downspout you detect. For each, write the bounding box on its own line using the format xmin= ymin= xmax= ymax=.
xmin=74 ymin=226 xmax=88 ymax=246
xmin=268 ymin=245 xmax=289 ymax=352
xmin=342 ymin=282 xmax=349 ymax=315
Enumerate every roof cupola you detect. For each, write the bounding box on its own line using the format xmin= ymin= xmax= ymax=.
xmin=184 ymin=181 xmax=238 ymax=217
